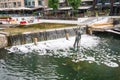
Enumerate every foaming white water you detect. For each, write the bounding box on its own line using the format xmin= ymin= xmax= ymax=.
xmin=72 ymin=55 xmax=119 ymax=68
xmin=8 ymin=34 xmax=99 ymax=53
xmin=7 ymin=34 xmax=119 ymax=68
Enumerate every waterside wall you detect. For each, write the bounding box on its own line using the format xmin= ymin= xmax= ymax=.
xmin=1 ymin=28 xmax=79 ymax=48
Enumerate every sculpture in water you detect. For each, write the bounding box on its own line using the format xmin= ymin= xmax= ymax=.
xmin=73 ymin=28 xmax=82 ymax=49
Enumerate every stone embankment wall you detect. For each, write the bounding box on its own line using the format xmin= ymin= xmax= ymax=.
xmin=7 ymin=28 xmax=81 ymax=47
xmin=0 ymin=27 xmax=86 ymax=48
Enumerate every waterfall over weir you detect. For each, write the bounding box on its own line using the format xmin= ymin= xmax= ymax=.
xmin=8 ymin=33 xmax=120 ymax=68
xmin=6 ymin=27 xmax=120 ymax=68
xmin=7 ymin=28 xmax=78 ymax=46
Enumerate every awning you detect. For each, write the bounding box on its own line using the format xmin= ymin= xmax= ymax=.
xmin=45 ymin=8 xmax=53 ymax=11
xmin=78 ymin=6 xmax=92 ymax=9
xmin=0 ymin=8 xmax=9 ymax=11
xmin=11 ymin=7 xmax=32 ymax=10
xmin=0 ymin=8 xmax=4 ymax=11
xmin=59 ymin=0 xmax=65 ymax=3
xmin=114 ymin=2 xmax=120 ymax=6
xmin=45 ymin=6 xmax=92 ymax=11
xmin=0 ymin=7 xmax=32 ymax=11
xmin=32 ymin=6 xmax=43 ymax=10
xmin=59 ymin=7 xmax=71 ymax=10
xmin=0 ymin=6 xmax=45 ymax=11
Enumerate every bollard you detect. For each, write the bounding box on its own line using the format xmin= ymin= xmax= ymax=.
xmin=33 ymin=38 xmax=38 ymax=45
xmin=87 ymin=27 xmax=92 ymax=35
xmin=0 ymin=35 xmax=8 ymax=48
xmin=21 ymin=35 xmax=26 ymax=45
xmin=65 ymin=32 xmax=69 ymax=40
xmin=86 ymin=26 xmax=92 ymax=35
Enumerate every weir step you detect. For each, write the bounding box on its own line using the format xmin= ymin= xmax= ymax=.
xmin=7 ymin=27 xmax=83 ymax=47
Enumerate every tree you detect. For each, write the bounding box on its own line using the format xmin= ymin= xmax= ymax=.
xmin=48 ymin=0 xmax=59 ymax=16
xmin=65 ymin=0 xmax=69 ymax=6
xmin=48 ymin=0 xmax=59 ymax=10
xmin=68 ymin=0 xmax=81 ymax=17
xmin=68 ymin=0 xmax=81 ymax=10
xmin=110 ymin=0 xmax=114 ymax=16
xmin=93 ymin=0 xmax=97 ymax=16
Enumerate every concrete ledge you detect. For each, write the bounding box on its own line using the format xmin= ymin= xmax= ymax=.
xmin=7 ymin=27 xmax=79 ymax=46
xmin=0 ymin=32 xmax=9 ymax=36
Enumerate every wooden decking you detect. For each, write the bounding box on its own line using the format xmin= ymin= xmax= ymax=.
xmin=89 ymin=23 xmax=114 ymax=31
xmin=88 ymin=23 xmax=120 ymax=35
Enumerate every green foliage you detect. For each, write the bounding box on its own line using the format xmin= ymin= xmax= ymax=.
xmin=68 ymin=0 xmax=81 ymax=10
xmin=65 ymin=0 xmax=69 ymax=6
xmin=32 ymin=12 xmax=37 ymax=16
xmin=48 ymin=0 xmax=59 ymax=10
xmin=68 ymin=0 xmax=81 ymax=17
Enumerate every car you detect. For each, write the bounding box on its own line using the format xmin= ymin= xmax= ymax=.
xmin=20 ymin=21 xmax=27 ymax=25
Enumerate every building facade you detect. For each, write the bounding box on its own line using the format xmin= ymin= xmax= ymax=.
xmin=0 ymin=0 xmax=25 ymax=8
xmin=25 ymin=0 xmax=46 ymax=8
xmin=58 ymin=0 xmax=93 ymax=10
xmin=95 ymin=0 xmax=120 ymax=15
xmin=0 ymin=0 xmax=119 ymax=16
xmin=0 ymin=0 xmax=48 ymax=8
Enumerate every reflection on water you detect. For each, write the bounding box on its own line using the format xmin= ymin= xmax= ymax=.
xmin=0 ymin=33 xmax=120 ymax=80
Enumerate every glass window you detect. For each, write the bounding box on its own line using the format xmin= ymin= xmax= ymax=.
xmin=18 ymin=2 xmax=21 ymax=7
xmin=28 ymin=2 xmax=31 ymax=5
xmin=38 ymin=1 xmax=42 ymax=5
xmin=5 ymin=3 xmax=7 ymax=8
xmin=13 ymin=2 xmax=16 ymax=7
xmin=32 ymin=1 xmax=35 ymax=5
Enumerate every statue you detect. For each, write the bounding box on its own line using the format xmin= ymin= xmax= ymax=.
xmin=73 ymin=29 xmax=82 ymax=50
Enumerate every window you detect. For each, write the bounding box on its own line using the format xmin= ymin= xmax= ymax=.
xmin=5 ymin=3 xmax=7 ymax=8
xmin=28 ymin=2 xmax=31 ymax=6
xmin=38 ymin=1 xmax=42 ymax=5
xmin=18 ymin=2 xmax=21 ymax=7
xmin=0 ymin=4 xmax=1 ymax=8
xmin=13 ymin=2 xmax=16 ymax=7
xmin=32 ymin=1 xmax=35 ymax=5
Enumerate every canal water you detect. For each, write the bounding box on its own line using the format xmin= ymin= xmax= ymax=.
xmin=0 ymin=33 xmax=120 ymax=80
